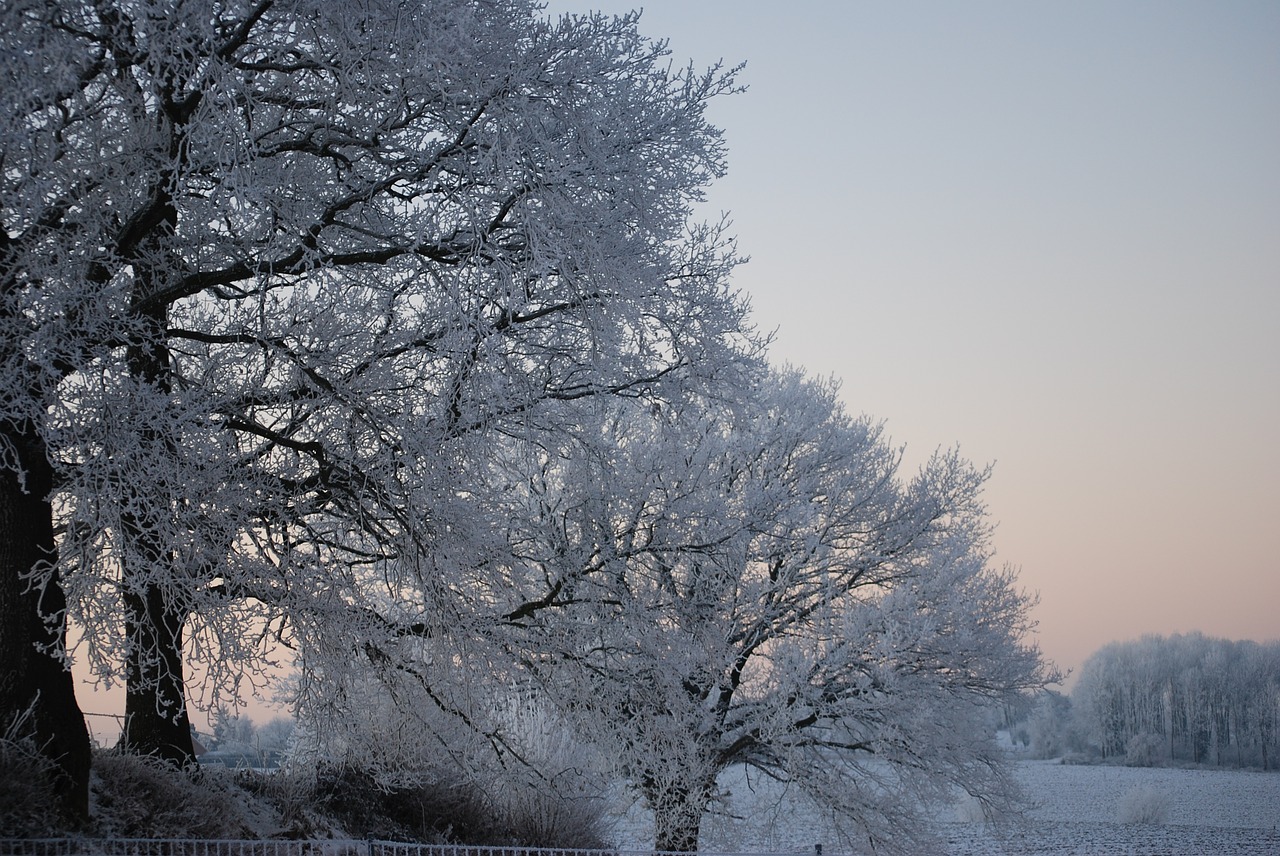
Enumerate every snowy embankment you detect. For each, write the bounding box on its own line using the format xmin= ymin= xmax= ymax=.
xmin=609 ymin=760 xmax=1280 ymax=855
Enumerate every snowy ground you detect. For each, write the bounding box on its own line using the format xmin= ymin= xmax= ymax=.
xmin=939 ymin=760 xmax=1280 ymax=855
xmin=608 ymin=760 xmax=1280 ymax=855
xmin=1000 ymin=760 xmax=1280 ymax=828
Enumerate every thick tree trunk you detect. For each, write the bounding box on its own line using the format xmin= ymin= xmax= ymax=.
xmin=116 ymin=277 xmax=196 ymax=767
xmin=648 ymin=778 xmax=711 ymax=853
xmin=0 ymin=420 xmax=91 ymax=823
xmin=117 ymin=580 xmax=195 ymax=767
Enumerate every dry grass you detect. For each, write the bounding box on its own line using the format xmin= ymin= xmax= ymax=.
xmin=91 ymin=751 xmax=255 ymax=838
xmin=0 ymin=732 xmax=64 ymax=836
xmin=1114 ymin=785 xmax=1171 ymax=825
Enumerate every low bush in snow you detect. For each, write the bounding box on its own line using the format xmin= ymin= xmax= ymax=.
xmin=950 ymin=794 xmax=989 ymax=823
xmin=495 ymin=767 xmax=614 ymax=848
xmin=306 ymin=758 xmax=613 ymax=848
xmin=309 ymin=762 xmax=490 ymax=843
xmin=1115 ymin=785 xmax=1170 ymax=824
xmin=235 ymin=767 xmax=343 ymax=839
xmin=484 ymin=699 xmax=615 ymax=849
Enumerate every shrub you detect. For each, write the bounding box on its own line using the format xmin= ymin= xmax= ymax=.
xmin=1124 ymin=732 xmax=1166 ymax=767
xmin=312 ymin=762 xmax=494 ymax=843
xmin=0 ymin=732 xmax=64 ymax=836
xmin=307 ymin=754 xmax=614 ymax=848
xmin=1115 ymin=785 xmax=1170 ymax=824
xmin=485 ymin=700 xmax=615 ymax=848
xmin=496 ymin=769 xmax=615 ymax=849
xmin=237 ymin=768 xmax=337 ymax=839
xmin=92 ymin=750 xmax=253 ymax=838
xmin=950 ymin=794 xmax=988 ymax=823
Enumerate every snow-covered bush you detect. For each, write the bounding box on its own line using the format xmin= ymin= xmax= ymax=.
xmin=487 ymin=698 xmax=615 ymax=848
xmin=311 ymin=762 xmax=491 ymax=843
xmin=951 ymin=794 xmax=989 ymax=823
xmin=1124 ymin=732 xmax=1166 ymax=767
xmin=236 ymin=769 xmax=328 ymax=839
xmin=291 ymin=671 xmax=614 ymax=846
xmin=92 ymin=751 xmax=252 ymax=838
xmin=1115 ymin=785 xmax=1170 ymax=824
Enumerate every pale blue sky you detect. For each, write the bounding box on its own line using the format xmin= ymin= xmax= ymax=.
xmin=545 ymin=0 xmax=1280 ymax=679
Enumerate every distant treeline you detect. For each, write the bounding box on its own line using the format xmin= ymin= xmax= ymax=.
xmin=1012 ymin=633 xmax=1280 ymax=769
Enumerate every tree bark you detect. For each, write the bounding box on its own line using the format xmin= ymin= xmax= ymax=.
xmin=115 ymin=288 xmax=196 ymax=768
xmin=0 ymin=419 xmax=91 ymax=823
xmin=91 ymin=125 xmax=198 ymax=766
xmin=117 ymin=580 xmax=195 ymax=767
xmin=648 ymin=777 xmax=712 ymax=853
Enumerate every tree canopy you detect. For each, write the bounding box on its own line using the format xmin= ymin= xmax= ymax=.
xmin=2 ymin=0 xmax=749 ymax=792
xmin=466 ymin=368 xmax=1051 ymax=851
xmin=1 ymin=1 xmax=1051 ymax=848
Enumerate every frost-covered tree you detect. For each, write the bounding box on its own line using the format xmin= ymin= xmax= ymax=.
xmin=480 ymin=368 xmax=1052 ymax=853
xmin=208 ymin=709 xmax=256 ymax=751
xmin=1022 ymin=690 xmax=1081 ymax=759
xmin=1072 ymin=634 xmax=1280 ymax=768
xmin=1 ymin=0 xmax=750 ymax=787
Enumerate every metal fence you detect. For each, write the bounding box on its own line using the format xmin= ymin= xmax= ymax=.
xmin=0 ymin=842 xmax=821 ymax=856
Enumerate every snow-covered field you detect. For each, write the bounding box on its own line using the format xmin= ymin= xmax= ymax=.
xmin=610 ymin=761 xmax=1280 ymax=855
xmin=999 ymin=760 xmax=1279 ymax=828
xmin=939 ymin=761 xmax=1280 ymax=855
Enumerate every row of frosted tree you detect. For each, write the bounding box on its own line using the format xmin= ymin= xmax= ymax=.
xmin=0 ymin=2 xmax=1052 ymax=853
xmin=1070 ymin=634 xmax=1280 ymax=769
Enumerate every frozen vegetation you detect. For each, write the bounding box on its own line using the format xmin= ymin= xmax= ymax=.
xmin=1003 ymin=634 xmax=1280 ymax=790
xmin=1065 ymin=635 xmax=1280 ymax=768
xmin=5 ymin=723 xmax=1279 ymax=853
xmin=2 ymin=2 xmax=1271 ymax=853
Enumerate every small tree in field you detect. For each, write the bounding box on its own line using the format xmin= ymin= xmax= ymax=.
xmin=483 ymin=368 xmax=1053 ymax=853
xmin=1 ymin=0 xmax=751 ymax=790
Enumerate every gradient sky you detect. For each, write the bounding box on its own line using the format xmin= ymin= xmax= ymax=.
xmin=541 ymin=0 xmax=1280 ymax=682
